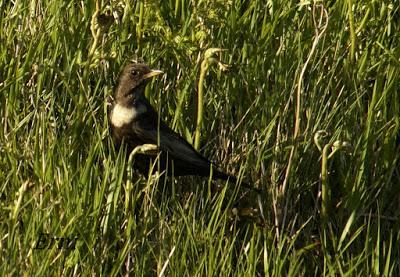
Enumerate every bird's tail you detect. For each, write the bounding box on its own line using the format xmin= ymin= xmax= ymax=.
xmin=212 ymin=169 xmax=261 ymax=194
xmin=213 ymin=168 xmax=265 ymax=222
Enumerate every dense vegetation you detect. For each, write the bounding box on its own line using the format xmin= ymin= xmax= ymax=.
xmin=1 ymin=0 xmax=399 ymax=275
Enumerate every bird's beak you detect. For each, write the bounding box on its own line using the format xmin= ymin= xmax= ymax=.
xmin=142 ymin=69 xmax=163 ymax=80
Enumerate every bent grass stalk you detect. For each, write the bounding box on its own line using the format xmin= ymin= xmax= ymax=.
xmin=194 ymin=48 xmax=228 ymax=150
xmin=194 ymin=58 xmax=208 ymax=150
xmin=279 ymin=4 xmax=328 ymax=231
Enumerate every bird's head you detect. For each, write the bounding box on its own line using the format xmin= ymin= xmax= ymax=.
xmin=114 ymin=63 xmax=163 ymax=106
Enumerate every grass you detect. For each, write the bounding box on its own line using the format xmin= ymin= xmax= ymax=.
xmin=1 ymin=0 xmax=399 ymax=275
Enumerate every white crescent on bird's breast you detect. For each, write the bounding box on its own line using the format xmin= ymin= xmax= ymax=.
xmin=111 ymin=103 xmax=147 ymax=127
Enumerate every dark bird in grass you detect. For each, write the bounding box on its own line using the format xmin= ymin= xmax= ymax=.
xmin=109 ymin=62 xmax=247 ymax=185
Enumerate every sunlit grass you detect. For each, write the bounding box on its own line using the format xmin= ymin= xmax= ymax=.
xmin=1 ymin=0 xmax=399 ymax=275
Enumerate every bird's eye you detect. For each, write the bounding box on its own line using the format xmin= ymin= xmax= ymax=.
xmin=130 ymin=70 xmax=139 ymax=76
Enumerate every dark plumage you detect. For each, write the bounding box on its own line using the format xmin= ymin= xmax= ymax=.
xmin=109 ymin=62 xmax=242 ymax=183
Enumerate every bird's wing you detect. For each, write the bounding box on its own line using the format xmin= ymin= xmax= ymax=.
xmin=132 ymin=112 xmax=212 ymax=168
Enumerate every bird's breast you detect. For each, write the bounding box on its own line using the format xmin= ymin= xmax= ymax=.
xmin=110 ymin=103 xmax=147 ymax=128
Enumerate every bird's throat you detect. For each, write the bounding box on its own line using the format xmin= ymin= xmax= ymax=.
xmin=110 ymin=103 xmax=147 ymax=127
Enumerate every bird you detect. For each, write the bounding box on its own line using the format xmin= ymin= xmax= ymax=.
xmin=109 ymin=62 xmax=246 ymax=185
